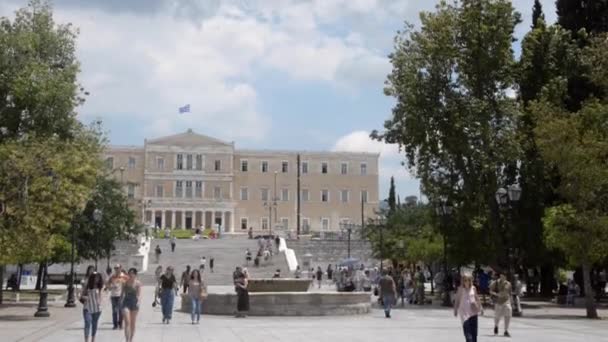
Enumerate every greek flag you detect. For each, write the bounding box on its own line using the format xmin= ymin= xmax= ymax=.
xmin=179 ymin=104 xmax=190 ymax=114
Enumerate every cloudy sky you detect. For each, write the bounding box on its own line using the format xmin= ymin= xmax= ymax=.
xmin=1 ymin=0 xmax=557 ymax=199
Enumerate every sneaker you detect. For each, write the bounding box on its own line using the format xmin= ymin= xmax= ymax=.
xmin=494 ymin=327 xmax=498 ymax=335
xmin=504 ymin=331 xmax=511 ymax=338
xmin=192 ymin=320 xmax=195 ymax=325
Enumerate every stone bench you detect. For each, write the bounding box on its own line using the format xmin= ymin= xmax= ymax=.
xmin=180 ymin=291 xmax=371 ymax=316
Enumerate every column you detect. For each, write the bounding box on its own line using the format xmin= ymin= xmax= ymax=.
xmin=205 ymin=210 xmax=210 ymax=229
xmin=222 ymin=211 xmax=227 ymax=233
xmin=231 ymin=209 xmax=235 ymax=232
xmin=161 ymin=210 xmax=166 ymax=229
xmin=171 ymin=210 xmax=176 ymax=230
xmin=181 ymin=211 xmax=186 ymax=230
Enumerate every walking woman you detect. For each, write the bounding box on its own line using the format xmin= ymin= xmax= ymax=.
xmin=188 ymin=269 xmax=207 ymax=324
xmin=80 ymin=272 xmax=104 ymax=342
xmin=159 ymin=266 xmax=178 ymax=324
xmin=122 ymin=268 xmax=142 ymax=342
xmin=235 ymin=268 xmax=250 ymax=318
xmin=454 ymin=274 xmax=481 ymax=342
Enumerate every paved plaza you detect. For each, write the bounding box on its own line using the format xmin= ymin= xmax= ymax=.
xmin=1 ymin=286 xmax=607 ymax=342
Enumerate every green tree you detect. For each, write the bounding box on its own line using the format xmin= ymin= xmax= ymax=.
xmin=531 ymin=0 xmax=544 ymax=29
xmin=0 ymin=0 xmax=86 ymax=143
xmin=388 ymin=176 xmax=396 ymax=214
xmin=373 ymin=0 xmax=522 ymax=266
xmin=533 ymin=36 xmax=608 ymax=318
xmin=75 ymin=176 xmax=140 ymax=269
xmin=556 ymin=0 xmax=608 ymax=35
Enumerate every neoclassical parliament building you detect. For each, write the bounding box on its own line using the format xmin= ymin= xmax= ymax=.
xmin=105 ymin=130 xmax=379 ymax=234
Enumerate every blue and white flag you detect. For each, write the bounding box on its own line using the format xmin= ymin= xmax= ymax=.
xmin=179 ymin=104 xmax=190 ymax=114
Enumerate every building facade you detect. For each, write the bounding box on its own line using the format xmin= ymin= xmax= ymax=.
xmin=105 ymin=130 xmax=379 ymax=234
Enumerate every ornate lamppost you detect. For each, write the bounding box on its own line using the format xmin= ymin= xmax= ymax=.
xmin=435 ymin=201 xmax=453 ymax=307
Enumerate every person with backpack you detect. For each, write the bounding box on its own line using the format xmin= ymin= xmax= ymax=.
xmin=378 ymin=270 xmax=397 ymax=318
xmin=490 ymin=272 xmax=513 ymax=337
xmin=454 ymin=274 xmax=481 ymax=342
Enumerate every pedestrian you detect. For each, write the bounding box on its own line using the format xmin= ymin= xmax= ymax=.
xmin=275 ymin=235 xmax=280 ymax=251
xmin=566 ymin=279 xmax=579 ymax=306
xmin=273 ymin=269 xmax=281 ymax=278
xmin=316 ymin=267 xmax=323 ymax=288
xmin=378 ymin=270 xmax=397 ymax=318
xmin=513 ymin=274 xmax=523 ymax=314
xmin=295 ymin=266 xmax=302 ymax=278
xmin=180 ymin=265 xmax=191 ymax=294
xmin=159 ymin=266 xmax=178 ymax=324
xmin=248 ymin=227 xmax=253 ymax=239
xmin=245 ymin=248 xmax=252 ymax=265
xmin=209 ymin=257 xmax=215 ymax=273
xmin=235 ymin=268 xmax=250 ymax=318
xmin=490 ymin=272 xmax=512 ymax=337
xmin=154 ymin=245 xmax=162 ymax=264
xmin=414 ymin=266 xmax=426 ymax=305
xmin=105 ymin=264 xmax=125 ymax=330
xmin=454 ymin=273 xmax=481 ymax=342
xmin=121 ymin=268 xmax=141 ymax=342
xmin=327 ymin=264 xmax=333 ymax=282
xmin=199 ymin=256 xmax=206 ymax=272
xmin=170 ymin=236 xmax=176 ymax=252
xmin=80 ymin=272 xmax=103 ymax=342
xmin=188 ymin=269 xmax=207 ymax=324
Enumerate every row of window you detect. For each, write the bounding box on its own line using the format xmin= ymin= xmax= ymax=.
xmin=154 ymin=181 xmax=369 ymax=203
xmin=240 ymin=217 xmax=346 ymax=231
xmin=105 ymin=157 xmax=137 ymax=170
xmin=241 ymin=187 xmax=368 ymax=203
xmin=240 ymin=160 xmax=368 ymax=175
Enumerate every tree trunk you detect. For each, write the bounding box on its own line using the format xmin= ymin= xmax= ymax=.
xmin=0 ymin=264 xmax=4 ymax=304
xmin=16 ymin=264 xmax=23 ymax=291
xmin=582 ymin=262 xmax=598 ymax=319
xmin=35 ymin=263 xmax=43 ymax=290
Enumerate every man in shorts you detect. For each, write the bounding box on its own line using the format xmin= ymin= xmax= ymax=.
xmin=490 ymin=272 xmax=512 ymax=337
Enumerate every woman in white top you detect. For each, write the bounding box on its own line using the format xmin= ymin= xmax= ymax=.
xmin=453 ymin=274 xmax=481 ymax=342
xmin=81 ymin=272 xmax=104 ymax=342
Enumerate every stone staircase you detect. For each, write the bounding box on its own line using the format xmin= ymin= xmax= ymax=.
xmin=140 ymin=236 xmax=290 ymax=285
xmin=288 ymin=238 xmax=376 ymax=269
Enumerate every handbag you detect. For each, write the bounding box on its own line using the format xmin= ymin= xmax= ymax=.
xmin=199 ymin=284 xmax=208 ymax=300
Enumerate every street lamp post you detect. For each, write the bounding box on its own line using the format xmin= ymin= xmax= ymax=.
xmin=65 ymin=219 xmax=77 ymax=308
xmin=93 ymin=209 xmax=102 ymax=271
xmin=435 ymin=202 xmax=453 ymax=307
xmin=35 ymin=171 xmax=59 ymax=317
xmin=495 ymin=183 xmax=522 ymax=316
xmin=340 ymin=223 xmax=355 ymax=259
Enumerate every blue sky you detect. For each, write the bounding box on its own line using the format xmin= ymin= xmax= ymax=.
xmin=1 ymin=0 xmax=557 ymax=199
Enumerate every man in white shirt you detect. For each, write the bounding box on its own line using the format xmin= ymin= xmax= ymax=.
xmin=105 ymin=264 xmax=125 ymax=330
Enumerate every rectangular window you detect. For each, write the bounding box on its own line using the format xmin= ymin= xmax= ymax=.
xmin=157 ymin=157 xmax=164 ymax=170
xmin=175 ymin=181 xmax=183 ymax=197
xmin=214 ymin=186 xmax=221 ymax=199
xmin=261 ymin=217 xmax=269 ymax=230
xmin=321 ymin=218 xmax=330 ymax=231
xmin=281 ymin=188 xmax=289 ymax=201
xmin=186 ymin=154 xmax=193 ymax=170
xmin=302 ymin=218 xmax=310 ymax=231
xmin=360 ymin=163 xmax=367 ymax=175
xmin=261 ymin=161 xmax=268 ymax=173
xmin=302 ymin=161 xmax=308 ymax=174
xmin=241 ymin=160 xmax=248 ymax=172
xmin=127 ymin=184 xmax=135 ymax=198
xmin=240 ymin=187 xmax=249 ymax=201
xmin=105 ymin=157 xmax=114 ymax=169
xmin=214 ymin=160 xmax=221 ymax=171
xmin=301 ymin=189 xmax=309 ymax=202
xmin=241 ymin=218 xmax=248 ymax=230
xmin=195 ymin=181 xmax=203 ymax=198
xmin=176 ymin=154 xmax=183 ymax=170
xmin=128 ymin=157 xmax=136 ymax=169
xmin=196 ymin=154 xmax=203 ymax=170
xmin=361 ymin=190 xmax=368 ymax=203
xmin=321 ymin=162 xmax=328 ymax=174
xmin=341 ymin=189 xmax=349 ymax=203
xmin=156 ymin=185 xmax=164 ymax=198
xmin=281 ymin=218 xmax=289 ymax=230
xmin=185 ymin=181 xmax=193 ymax=198
xmin=282 ymin=161 xmax=289 ymax=173
xmin=321 ymin=189 xmax=329 ymax=202
xmin=341 ymin=162 xmax=348 ymax=175
xmin=261 ymin=188 xmax=269 ymax=201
